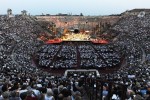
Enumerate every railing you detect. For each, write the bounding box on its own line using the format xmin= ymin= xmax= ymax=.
xmin=64 ymin=70 xmax=127 ymax=100
xmin=84 ymin=78 xmax=127 ymax=100
xmin=64 ymin=69 xmax=100 ymax=78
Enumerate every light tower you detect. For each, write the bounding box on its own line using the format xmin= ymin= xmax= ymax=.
xmin=7 ymin=8 xmax=13 ymax=17
xmin=21 ymin=10 xmax=27 ymax=16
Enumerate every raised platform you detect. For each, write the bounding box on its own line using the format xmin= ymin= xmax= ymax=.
xmin=64 ymin=69 xmax=100 ymax=78
xmin=45 ymin=39 xmax=108 ymax=44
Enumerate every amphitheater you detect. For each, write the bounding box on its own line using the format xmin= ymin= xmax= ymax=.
xmin=0 ymin=9 xmax=150 ymax=100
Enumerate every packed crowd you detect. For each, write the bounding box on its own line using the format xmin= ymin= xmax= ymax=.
xmin=113 ymin=13 xmax=150 ymax=54
xmin=0 ymin=15 xmax=43 ymax=70
xmin=54 ymin=45 xmax=78 ymax=69
xmin=0 ymin=10 xmax=150 ymax=100
xmin=79 ymin=44 xmax=121 ymax=68
xmin=96 ymin=11 xmax=150 ymax=99
xmin=37 ymin=45 xmax=60 ymax=67
xmin=35 ymin=42 xmax=121 ymax=69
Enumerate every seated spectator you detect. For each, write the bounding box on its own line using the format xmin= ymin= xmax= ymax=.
xmin=44 ymin=89 xmax=55 ymax=100
xmin=58 ymin=93 xmax=64 ymax=100
xmin=25 ymin=90 xmax=38 ymax=100
xmin=75 ymin=96 xmax=82 ymax=100
xmin=2 ymin=91 xmax=10 ymax=100
xmin=9 ymin=91 xmax=21 ymax=100
xmin=53 ymin=88 xmax=58 ymax=100
xmin=146 ymin=91 xmax=150 ymax=100
xmin=20 ymin=92 xmax=27 ymax=100
xmin=133 ymin=92 xmax=144 ymax=100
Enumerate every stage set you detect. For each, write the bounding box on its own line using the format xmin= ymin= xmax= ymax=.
xmin=39 ymin=28 xmax=108 ymax=44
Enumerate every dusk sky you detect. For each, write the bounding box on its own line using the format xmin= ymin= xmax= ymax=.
xmin=0 ymin=0 xmax=149 ymax=15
